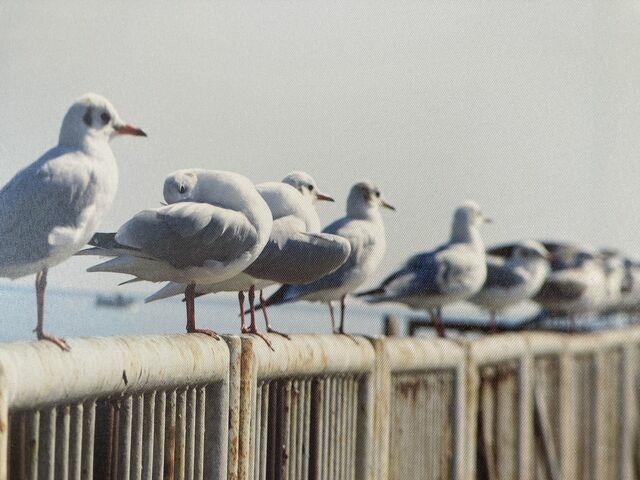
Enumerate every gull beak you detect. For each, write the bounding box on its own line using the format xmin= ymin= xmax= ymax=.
xmin=316 ymin=192 xmax=335 ymax=202
xmin=114 ymin=123 xmax=147 ymax=137
xmin=382 ymin=200 xmax=396 ymax=211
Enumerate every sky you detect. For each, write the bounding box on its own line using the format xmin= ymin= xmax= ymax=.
xmin=1 ymin=0 xmax=640 ymax=294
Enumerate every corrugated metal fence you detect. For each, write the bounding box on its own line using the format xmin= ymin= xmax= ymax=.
xmin=0 ymin=328 xmax=639 ymax=479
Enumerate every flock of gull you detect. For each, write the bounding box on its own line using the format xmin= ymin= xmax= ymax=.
xmin=0 ymin=94 xmax=637 ymax=351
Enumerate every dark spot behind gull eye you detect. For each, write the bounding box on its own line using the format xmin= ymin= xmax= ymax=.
xmin=83 ymin=107 xmax=93 ymax=127
xmin=179 ymin=184 xmax=186 ymax=194
xmin=100 ymin=111 xmax=111 ymax=125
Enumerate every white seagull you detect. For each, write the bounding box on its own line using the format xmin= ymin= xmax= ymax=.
xmin=259 ymin=181 xmax=394 ymax=334
xmin=470 ymin=240 xmax=550 ymax=332
xmin=533 ymin=245 xmax=608 ymax=330
xmin=0 ymin=93 xmax=146 ymax=350
xmin=82 ymin=169 xmax=273 ymax=339
xmin=144 ymin=171 xmax=351 ymax=345
xmin=357 ymin=201 xmax=490 ymax=337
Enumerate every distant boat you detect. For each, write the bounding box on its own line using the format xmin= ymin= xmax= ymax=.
xmin=95 ymin=293 xmax=137 ymax=309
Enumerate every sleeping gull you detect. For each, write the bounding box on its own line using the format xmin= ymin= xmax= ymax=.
xmin=533 ymin=245 xmax=608 ymax=330
xmin=0 ymin=93 xmax=146 ymax=350
xmin=470 ymin=240 xmax=550 ymax=332
xmin=357 ymin=201 xmax=490 ymax=338
xmin=82 ymin=169 xmax=273 ymax=339
xmin=145 ymin=171 xmax=351 ymax=345
xmin=258 ymin=181 xmax=394 ymax=335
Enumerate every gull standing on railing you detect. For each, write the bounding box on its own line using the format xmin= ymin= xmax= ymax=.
xmin=470 ymin=240 xmax=550 ymax=332
xmin=533 ymin=245 xmax=608 ymax=331
xmin=144 ymin=171 xmax=351 ymax=346
xmin=0 ymin=94 xmax=146 ymax=350
xmin=82 ymin=169 xmax=273 ymax=339
xmin=258 ymin=181 xmax=395 ymax=335
xmin=357 ymin=201 xmax=490 ymax=338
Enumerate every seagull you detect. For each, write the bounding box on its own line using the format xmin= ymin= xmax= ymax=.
xmin=533 ymin=245 xmax=608 ymax=331
xmin=599 ymin=250 xmax=626 ymax=314
xmin=615 ymin=259 xmax=640 ymax=320
xmin=82 ymin=169 xmax=273 ymax=339
xmin=0 ymin=93 xmax=146 ymax=350
xmin=144 ymin=171 xmax=351 ymax=345
xmin=259 ymin=181 xmax=394 ymax=335
xmin=470 ymin=240 xmax=550 ymax=332
xmin=357 ymin=201 xmax=490 ymax=338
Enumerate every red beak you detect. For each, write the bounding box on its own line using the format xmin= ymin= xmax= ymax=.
xmin=114 ymin=124 xmax=147 ymax=137
xmin=316 ymin=192 xmax=335 ymax=202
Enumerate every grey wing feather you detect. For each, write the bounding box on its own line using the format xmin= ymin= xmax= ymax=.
xmin=483 ymin=257 xmax=528 ymax=289
xmin=534 ymin=279 xmax=587 ymax=302
xmin=115 ymin=203 xmax=258 ymax=269
xmin=360 ymin=251 xmax=443 ymax=300
xmin=244 ymin=231 xmax=351 ymax=284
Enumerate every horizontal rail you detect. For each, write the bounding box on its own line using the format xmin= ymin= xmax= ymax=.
xmin=0 ymin=335 xmax=230 ymax=411
xmin=247 ymin=334 xmax=375 ymax=379
xmin=0 ymin=328 xmax=639 ymax=480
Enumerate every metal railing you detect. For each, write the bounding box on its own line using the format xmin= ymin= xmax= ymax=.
xmin=228 ymin=335 xmax=375 ymax=480
xmin=1 ymin=328 xmax=640 ymax=480
xmin=0 ymin=335 xmax=230 ymax=480
xmin=370 ymin=337 xmax=467 ymax=480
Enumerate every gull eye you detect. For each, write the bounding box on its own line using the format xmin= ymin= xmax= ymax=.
xmin=100 ymin=112 xmax=111 ymax=124
xmin=178 ymin=184 xmax=186 ymax=194
xmin=307 ymin=185 xmax=314 ymax=191
xmin=375 ymin=190 xmax=381 ymax=198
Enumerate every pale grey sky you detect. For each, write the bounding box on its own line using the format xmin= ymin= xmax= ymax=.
xmin=1 ymin=0 xmax=640 ymax=293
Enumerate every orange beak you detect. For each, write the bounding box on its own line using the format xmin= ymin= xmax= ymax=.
xmin=114 ymin=124 xmax=147 ymax=137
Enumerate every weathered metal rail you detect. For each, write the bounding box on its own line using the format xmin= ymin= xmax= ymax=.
xmin=0 ymin=329 xmax=639 ymax=480
xmin=0 ymin=335 xmax=230 ymax=480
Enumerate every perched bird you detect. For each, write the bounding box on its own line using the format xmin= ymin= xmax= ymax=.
xmin=533 ymin=246 xmax=608 ymax=331
xmin=259 ymin=181 xmax=394 ymax=335
xmin=0 ymin=94 xmax=146 ymax=350
xmin=82 ymin=169 xmax=273 ymax=339
xmin=615 ymin=259 xmax=640 ymax=319
xmin=470 ymin=240 xmax=550 ymax=332
xmin=599 ymin=250 xmax=626 ymax=314
xmin=357 ymin=201 xmax=490 ymax=338
xmin=145 ymin=171 xmax=351 ymax=346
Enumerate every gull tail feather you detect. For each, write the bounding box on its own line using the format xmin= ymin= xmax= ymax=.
xmin=146 ymin=282 xmax=188 ymax=303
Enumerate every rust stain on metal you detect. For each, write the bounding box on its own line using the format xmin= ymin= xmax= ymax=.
xmin=164 ymin=423 xmax=176 ymax=480
xmin=395 ymin=380 xmax=420 ymax=405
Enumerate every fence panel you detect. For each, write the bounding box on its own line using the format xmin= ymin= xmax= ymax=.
xmin=466 ymin=334 xmax=534 ymax=480
xmin=0 ymin=334 xmax=230 ymax=480
xmin=370 ymin=337 xmax=466 ymax=480
xmin=229 ymin=334 xmax=375 ymax=480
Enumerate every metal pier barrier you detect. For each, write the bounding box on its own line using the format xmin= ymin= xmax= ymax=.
xmin=0 ymin=335 xmax=230 ymax=480
xmin=227 ymin=335 xmax=375 ymax=480
xmin=1 ymin=329 xmax=640 ymax=480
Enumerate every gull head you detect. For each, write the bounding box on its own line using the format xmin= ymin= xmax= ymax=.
xmin=347 ymin=180 xmax=395 ymax=218
xmin=282 ymin=171 xmax=334 ymax=203
xmin=58 ymin=93 xmax=146 ymax=147
xmin=454 ymin=200 xmax=491 ymax=228
xmin=513 ymin=240 xmax=551 ymax=262
xmin=163 ymin=170 xmax=199 ymax=204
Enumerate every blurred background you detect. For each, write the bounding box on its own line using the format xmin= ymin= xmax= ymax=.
xmin=1 ymin=1 xmax=640 ymax=339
